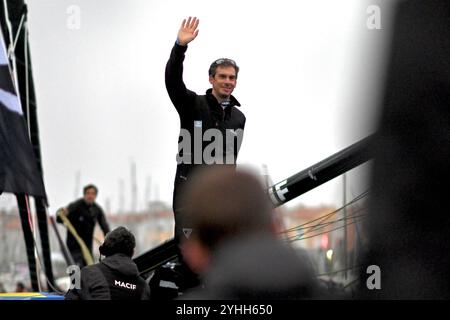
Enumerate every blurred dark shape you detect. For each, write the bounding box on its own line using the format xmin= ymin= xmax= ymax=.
xmin=183 ymin=234 xmax=326 ymax=300
xmin=359 ymin=0 xmax=450 ymax=299
xmin=148 ymin=262 xmax=198 ymax=300
xmin=15 ymin=282 xmax=27 ymax=293
xmin=179 ymin=166 xmax=325 ymax=299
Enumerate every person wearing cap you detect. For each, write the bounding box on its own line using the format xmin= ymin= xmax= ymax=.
xmin=65 ymin=226 xmax=150 ymax=300
xmin=165 ymin=16 xmax=246 ymax=245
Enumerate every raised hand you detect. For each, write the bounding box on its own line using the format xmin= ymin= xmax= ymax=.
xmin=177 ymin=16 xmax=199 ymax=46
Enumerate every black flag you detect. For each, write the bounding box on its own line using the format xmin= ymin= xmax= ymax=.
xmin=0 ymin=29 xmax=46 ymax=198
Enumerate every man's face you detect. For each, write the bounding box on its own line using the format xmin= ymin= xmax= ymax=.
xmin=209 ymin=66 xmax=237 ymax=99
xmin=84 ymin=188 xmax=97 ymax=205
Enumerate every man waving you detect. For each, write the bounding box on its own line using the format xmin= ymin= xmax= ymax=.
xmin=165 ymin=17 xmax=246 ymax=244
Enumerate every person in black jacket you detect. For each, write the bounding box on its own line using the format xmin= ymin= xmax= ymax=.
xmin=57 ymin=184 xmax=110 ymax=267
xmin=65 ymin=226 xmax=150 ymax=300
xmin=165 ymin=16 xmax=246 ymax=245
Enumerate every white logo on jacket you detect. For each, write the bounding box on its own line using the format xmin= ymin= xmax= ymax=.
xmin=114 ymin=280 xmax=136 ymax=290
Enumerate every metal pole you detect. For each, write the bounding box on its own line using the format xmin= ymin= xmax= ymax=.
xmin=267 ymin=135 xmax=373 ymax=207
xmin=343 ymin=173 xmax=347 ymax=281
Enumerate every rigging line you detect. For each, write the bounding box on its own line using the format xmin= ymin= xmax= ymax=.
xmin=34 ymin=252 xmax=64 ymax=295
xmin=1 ymin=0 xmax=20 ymax=96
xmin=24 ymin=21 xmax=30 ymax=138
xmin=42 ymin=206 xmax=65 ymax=294
xmin=283 ymin=215 xmax=367 ymax=243
xmin=343 ymin=277 xmax=360 ymax=289
xmin=2 ymin=0 xmax=14 ymax=54
xmin=24 ymin=193 xmax=33 ymax=233
xmin=285 ymin=215 xmax=366 ymax=242
xmin=4 ymin=10 xmax=25 ymax=89
xmin=283 ymin=208 xmax=368 ymax=238
xmin=32 ymin=236 xmax=64 ymax=294
xmin=279 ymin=189 xmax=370 ymax=234
xmin=300 ymin=218 xmax=364 ymax=241
xmin=24 ymin=198 xmax=64 ymax=294
xmin=24 ymin=194 xmax=42 ymax=292
xmin=280 ymin=195 xmax=369 ymax=237
xmin=10 ymin=12 xmax=25 ymax=55
xmin=291 ymin=211 xmax=367 ymax=235
xmin=289 ymin=218 xmax=363 ymax=243
xmin=349 ymin=186 xmax=365 ymax=212
xmin=304 ymin=191 xmax=366 ymax=234
xmin=315 ymin=265 xmax=363 ymax=278
xmin=348 ymin=186 xmax=366 ymax=255
xmin=283 ymin=207 xmax=367 ymax=235
xmin=282 ymin=212 xmax=367 ymax=242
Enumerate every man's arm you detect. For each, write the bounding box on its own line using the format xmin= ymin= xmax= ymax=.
xmin=56 ymin=201 xmax=78 ymax=224
xmin=97 ymin=207 xmax=110 ymax=236
xmin=165 ymin=17 xmax=200 ymax=114
xmin=55 ymin=208 xmax=67 ymax=224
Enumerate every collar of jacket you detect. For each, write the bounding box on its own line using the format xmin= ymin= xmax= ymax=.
xmin=102 ymin=253 xmax=139 ymax=277
xmin=81 ymin=199 xmax=96 ymax=208
xmin=205 ymin=88 xmax=241 ymax=108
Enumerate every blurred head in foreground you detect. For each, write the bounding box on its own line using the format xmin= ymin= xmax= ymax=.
xmin=180 ymin=166 xmax=275 ymax=274
xmin=179 ymin=166 xmax=321 ymax=299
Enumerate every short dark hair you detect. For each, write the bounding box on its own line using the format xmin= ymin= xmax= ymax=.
xmin=83 ymin=184 xmax=98 ymax=195
xmin=181 ymin=167 xmax=273 ymax=250
xmin=16 ymin=282 xmax=25 ymax=289
xmin=99 ymin=226 xmax=136 ymax=257
xmin=208 ymin=58 xmax=239 ymax=78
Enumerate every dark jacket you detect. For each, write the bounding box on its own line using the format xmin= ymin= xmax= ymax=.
xmin=180 ymin=233 xmax=325 ymax=300
xmin=57 ymin=199 xmax=110 ymax=252
xmin=165 ymin=42 xmax=246 ymax=170
xmin=166 ymin=43 xmax=246 ymax=242
xmin=65 ymin=253 xmax=150 ymax=300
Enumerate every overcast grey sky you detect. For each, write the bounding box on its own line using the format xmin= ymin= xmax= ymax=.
xmin=1 ymin=0 xmax=390 ymax=213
